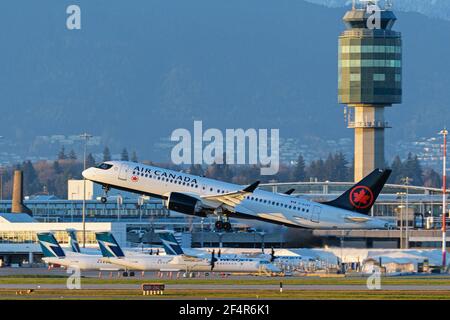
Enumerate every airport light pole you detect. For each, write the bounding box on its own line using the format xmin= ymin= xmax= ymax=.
xmin=200 ymin=218 xmax=204 ymax=248
xmin=401 ymin=177 xmax=413 ymax=249
xmin=259 ymin=231 xmax=266 ymax=253
xmin=0 ymin=136 xmax=3 ymax=201
xmin=397 ymin=192 xmax=406 ymax=249
xmin=439 ymin=129 xmax=448 ymax=268
xmin=80 ymin=133 xmax=92 ymax=248
xmin=117 ymin=194 xmax=123 ymax=221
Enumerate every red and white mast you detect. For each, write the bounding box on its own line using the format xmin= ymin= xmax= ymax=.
xmin=440 ymin=128 xmax=448 ymax=268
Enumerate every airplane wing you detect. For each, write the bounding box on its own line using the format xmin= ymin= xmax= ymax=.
xmin=200 ymin=181 xmax=260 ymax=207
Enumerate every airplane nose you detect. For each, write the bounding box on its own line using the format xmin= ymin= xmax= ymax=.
xmin=82 ymin=168 xmax=94 ymax=180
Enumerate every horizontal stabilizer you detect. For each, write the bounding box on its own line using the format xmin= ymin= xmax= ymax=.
xmin=284 ymin=189 xmax=295 ymax=195
xmin=243 ymin=181 xmax=260 ymax=193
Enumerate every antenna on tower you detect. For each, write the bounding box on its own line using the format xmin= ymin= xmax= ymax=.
xmin=359 ymin=0 xmax=379 ymax=9
xmin=352 ymin=0 xmax=356 ymax=10
xmin=385 ymin=0 xmax=393 ymax=9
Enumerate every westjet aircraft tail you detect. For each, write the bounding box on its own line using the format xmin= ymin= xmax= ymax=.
xmin=37 ymin=232 xmax=66 ymax=258
xmin=67 ymin=229 xmax=80 ymax=253
xmin=324 ymin=168 xmax=392 ymax=215
xmin=95 ymin=232 xmax=125 ymax=258
xmin=156 ymin=231 xmax=184 ymax=255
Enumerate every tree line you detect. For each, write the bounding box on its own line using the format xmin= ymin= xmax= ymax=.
xmin=0 ymin=150 xmax=443 ymax=200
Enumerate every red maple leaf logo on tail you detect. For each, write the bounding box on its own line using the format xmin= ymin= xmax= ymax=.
xmin=349 ymin=186 xmax=374 ymax=209
xmin=353 ymin=190 xmax=370 ymax=205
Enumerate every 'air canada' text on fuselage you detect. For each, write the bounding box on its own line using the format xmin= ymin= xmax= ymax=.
xmin=133 ymin=166 xmax=198 ymax=185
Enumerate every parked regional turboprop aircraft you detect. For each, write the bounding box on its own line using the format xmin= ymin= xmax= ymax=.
xmin=83 ymin=161 xmax=393 ymax=231
xmin=159 ymin=230 xmax=314 ymax=267
xmin=96 ymin=232 xmax=280 ymax=274
xmin=37 ymin=232 xmax=121 ymax=271
xmin=67 ymin=229 xmax=81 ymax=253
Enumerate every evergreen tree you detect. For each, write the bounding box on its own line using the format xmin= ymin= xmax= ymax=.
xmin=291 ymin=155 xmax=306 ymax=182
xmin=324 ymin=153 xmax=336 ymax=181
xmin=131 ymin=151 xmax=138 ymax=163
xmin=307 ymin=159 xmax=325 ymax=181
xmin=221 ymin=163 xmax=234 ymax=182
xmin=52 ymin=161 xmax=62 ymax=174
xmin=407 ymin=153 xmax=424 ymax=186
xmin=348 ymin=158 xmax=355 ymax=182
xmin=390 ymin=156 xmax=403 ymax=184
xmin=423 ymin=168 xmax=442 ymax=188
xmin=188 ymin=164 xmax=204 ymax=176
xmin=68 ymin=149 xmax=77 ymax=160
xmin=334 ymin=152 xmax=349 ymax=181
xmin=86 ymin=153 xmax=96 ymax=168
xmin=58 ymin=146 xmax=67 ymax=160
xmin=234 ymin=165 xmax=260 ymax=184
xmin=121 ymin=148 xmax=129 ymax=161
xmin=103 ymin=147 xmax=111 ymax=162
xmin=21 ymin=161 xmax=42 ymax=196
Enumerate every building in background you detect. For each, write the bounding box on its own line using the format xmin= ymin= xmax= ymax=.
xmin=338 ymin=1 xmax=402 ymax=181
xmin=68 ymin=180 xmax=137 ymax=200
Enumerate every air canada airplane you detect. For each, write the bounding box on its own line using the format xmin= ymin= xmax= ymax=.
xmin=82 ymin=161 xmax=394 ymax=230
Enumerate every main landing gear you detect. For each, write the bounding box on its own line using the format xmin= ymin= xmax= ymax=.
xmin=100 ymin=185 xmax=110 ymax=203
xmin=215 ymin=218 xmax=232 ymax=232
xmin=122 ymin=271 xmax=135 ymax=277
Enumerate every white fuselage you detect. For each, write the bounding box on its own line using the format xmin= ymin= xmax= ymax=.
xmin=43 ymin=253 xmax=121 ymax=271
xmin=82 ymin=161 xmax=391 ymax=230
xmin=103 ymin=255 xmax=277 ymax=273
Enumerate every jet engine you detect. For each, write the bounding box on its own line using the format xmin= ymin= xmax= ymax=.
xmin=166 ymin=192 xmax=207 ymax=217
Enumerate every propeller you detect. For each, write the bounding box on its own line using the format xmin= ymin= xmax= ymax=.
xmin=218 ymin=249 xmax=221 ymax=258
xmin=210 ymin=250 xmax=218 ymax=271
xmin=149 ymin=249 xmax=153 ymax=255
xmin=156 ymin=249 xmax=160 ymax=256
xmin=270 ymin=247 xmax=276 ymax=262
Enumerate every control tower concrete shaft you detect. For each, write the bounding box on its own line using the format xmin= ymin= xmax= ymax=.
xmin=338 ymin=2 xmax=402 ymax=181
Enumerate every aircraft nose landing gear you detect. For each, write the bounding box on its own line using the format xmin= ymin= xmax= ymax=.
xmin=100 ymin=185 xmax=110 ymax=203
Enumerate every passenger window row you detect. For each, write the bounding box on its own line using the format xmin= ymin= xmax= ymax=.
xmin=245 ymin=196 xmax=309 ymax=212
xmin=202 ymin=186 xmax=229 ymax=194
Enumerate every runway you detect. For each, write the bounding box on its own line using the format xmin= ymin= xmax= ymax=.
xmin=1 ymin=283 xmax=450 ymax=291
xmin=1 ymin=267 xmax=450 ymax=299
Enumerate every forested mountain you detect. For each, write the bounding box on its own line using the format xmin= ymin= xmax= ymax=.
xmin=1 ymin=1 xmax=450 ymax=160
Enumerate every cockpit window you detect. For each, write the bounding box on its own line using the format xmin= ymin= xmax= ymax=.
xmin=96 ymin=163 xmax=113 ymax=170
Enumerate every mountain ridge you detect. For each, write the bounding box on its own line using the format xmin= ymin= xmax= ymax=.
xmin=1 ymin=0 xmax=450 ymax=161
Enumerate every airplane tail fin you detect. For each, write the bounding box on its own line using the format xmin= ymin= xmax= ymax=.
xmin=66 ymin=229 xmax=80 ymax=253
xmin=95 ymin=232 xmax=125 ymax=258
xmin=37 ymin=232 xmax=66 ymax=258
xmin=323 ymin=168 xmax=391 ymax=215
xmin=156 ymin=230 xmax=184 ymax=255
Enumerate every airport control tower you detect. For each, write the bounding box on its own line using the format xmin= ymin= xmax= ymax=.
xmin=338 ymin=0 xmax=402 ymax=181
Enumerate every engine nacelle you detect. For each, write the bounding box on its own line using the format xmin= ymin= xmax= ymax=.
xmin=167 ymin=192 xmax=206 ymax=217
